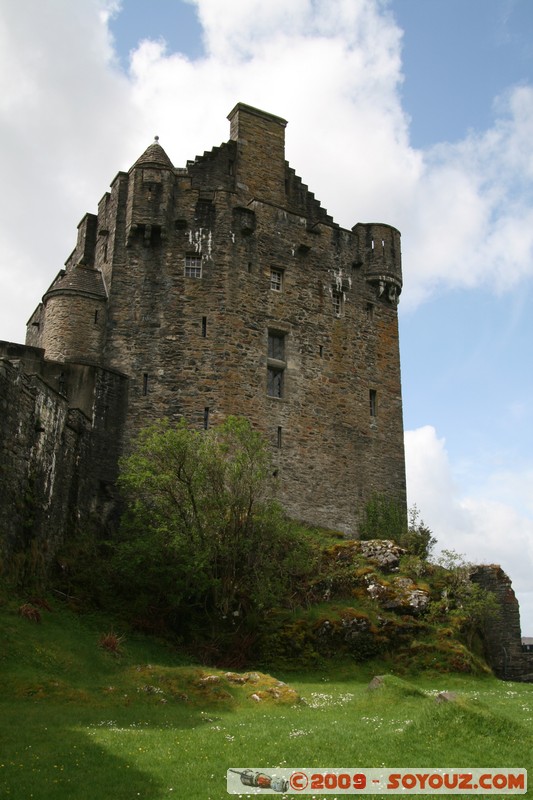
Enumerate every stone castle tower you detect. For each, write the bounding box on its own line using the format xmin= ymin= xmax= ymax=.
xmin=3 ymin=103 xmax=405 ymax=543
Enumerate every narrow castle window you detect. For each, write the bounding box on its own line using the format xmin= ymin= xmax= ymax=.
xmin=94 ymin=310 xmax=99 ymax=324
xmin=267 ymin=330 xmax=286 ymax=399
xmin=268 ymin=367 xmax=284 ymax=398
xmin=369 ymin=389 xmax=377 ymax=417
xmin=203 ymin=407 xmax=210 ymax=430
xmin=143 ymin=373 xmax=149 ymax=396
xmin=268 ymin=331 xmax=285 ymax=361
xmin=277 ymin=426 xmax=282 ymax=448
xmin=202 ymin=316 xmax=207 ymax=337
xmin=332 ymin=290 xmax=344 ymax=317
xmin=319 ymin=345 xmax=324 ymax=358
xmin=184 ymin=255 xmax=202 ymax=278
xmin=270 ymin=268 xmax=283 ymax=292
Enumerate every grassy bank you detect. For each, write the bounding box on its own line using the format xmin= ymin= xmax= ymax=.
xmin=1 ymin=598 xmax=531 ymax=799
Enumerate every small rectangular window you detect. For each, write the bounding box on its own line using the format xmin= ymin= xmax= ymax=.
xmin=203 ymin=407 xmax=210 ymax=430
xmin=332 ymin=290 xmax=343 ymax=317
xmin=267 ymin=329 xmax=286 ymax=398
xmin=267 ymin=367 xmax=284 ymax=398
xmin=369 ymin=389 xmax=377 ymax=417
xmin=143 ymin=373 xmax=149 ymax=396
xmin=268 ymin=331 xmax=285 ymax=361
xmin=277 ymin=426 xmax=282 ymax=448
xmin=184 ymin=255 xmax=202 ymax=278
xmin=201 ymin=316 xmax=207 ymax=337
xmin=270 ymin=268 xmax=283 ymax=292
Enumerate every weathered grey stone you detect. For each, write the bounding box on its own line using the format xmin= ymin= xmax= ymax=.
xmin=365 ymin=574 xmax=430 ymax=615
xmin=358 ymin=540 xmax=406 ymax=571
xmin=470 ymin=565 xmax=533 ymax=682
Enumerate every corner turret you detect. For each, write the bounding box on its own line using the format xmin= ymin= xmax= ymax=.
xmin=37 ymin=264 xmax=107 ymax=363
xmin=126 ymin=137 xmax=175 ymax=246
xmin=353 ymin=222 xmax=402 ymax=305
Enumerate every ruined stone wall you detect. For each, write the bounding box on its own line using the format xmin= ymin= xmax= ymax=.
xmin=471 ymin=565 xmax=533 ymax=682
xmin=0 ymin=356 xmax=89 ymax=567
xmin=0 ymin=345 xmax=128 ymax=571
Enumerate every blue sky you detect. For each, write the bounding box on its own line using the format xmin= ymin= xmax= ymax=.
xmin=0 ymin=0 xmax=531 ymax=631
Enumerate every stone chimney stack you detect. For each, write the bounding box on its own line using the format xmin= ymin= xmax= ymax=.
xmin=228 ymin=102 xmax=287 ymax=205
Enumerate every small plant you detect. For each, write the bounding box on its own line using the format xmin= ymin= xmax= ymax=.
xmin=98 ymin=631 xmax=125 ymax=655
xmin=402 ymin=505 xmax=437 ymax=559
xmin=18 ymin=603 xmax=41 ymax=623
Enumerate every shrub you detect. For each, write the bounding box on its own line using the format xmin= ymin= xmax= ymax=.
xmin=18 ymin=603 xmax=41 ymax=623
xmin=359 ymin=496 xmax=436 ymax=561
xmin=111 ymin=416 xmax=315 ymax=636
xmin=427 ymin=550 xmax=499 ymax=649
xmin=359 ymin=493 xmax=406 ymax=543
xmin=98 ymin=631 xmax=125 ymax=655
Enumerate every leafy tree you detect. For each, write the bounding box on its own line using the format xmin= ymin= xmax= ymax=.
xmin=402 ymin=505 xmax=437 ymax=560
xmin=114 ymin=417 xmax=313 ymax=632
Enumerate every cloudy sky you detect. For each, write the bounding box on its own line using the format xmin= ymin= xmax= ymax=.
xmin=0 ymin=0 xmax=531 ymax=632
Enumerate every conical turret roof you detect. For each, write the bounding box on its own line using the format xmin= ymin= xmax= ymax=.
xmin=131 ymin=137 xmax=174 ymax=170
xmin=44 ymin=265 xmax=107 ymax=300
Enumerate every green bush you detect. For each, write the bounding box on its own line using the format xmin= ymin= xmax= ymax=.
xmin=359 ymin=493 xmax=406 ymax=542
xmin=110 ymin=416 xmax=315 ymax=636
xmin=359 ymin=496 xmax=436 ymax=560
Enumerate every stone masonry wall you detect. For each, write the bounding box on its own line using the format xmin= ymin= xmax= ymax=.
xmin=471 ymin=565 xmax=533 ymax=681
xmin=21 ymin=103 xmax=406 ymax=536
xmin=0 ymin=344 xmax=128 ymax=571
xmin=0 ymin=356 xmax=89 ymax=567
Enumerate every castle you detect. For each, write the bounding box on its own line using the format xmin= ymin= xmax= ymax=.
xmin=2 ymin=103 xmax=533 ymax=681
xmin=1 ymin=102 xmax=405 ymax=554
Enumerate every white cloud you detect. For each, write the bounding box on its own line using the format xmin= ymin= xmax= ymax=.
xmin=399 ymin=85 xmax=533 ymax=306
xmin=1 ymin=0 xmax=531 ymax=344
xmin=405 ymin=426 xmax=533 ymax=635
xmin=0 ymin=0 xmax=135 ymax=343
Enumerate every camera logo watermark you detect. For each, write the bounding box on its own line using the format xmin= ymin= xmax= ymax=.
xmin=227 ymin=768 xmax=527 ymax=794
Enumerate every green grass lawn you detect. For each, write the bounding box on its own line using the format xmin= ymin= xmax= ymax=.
xmin=1 ymin=598 xmax=532 ymax=799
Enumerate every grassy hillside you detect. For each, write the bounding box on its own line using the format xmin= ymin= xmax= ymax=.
xmin=1 ymin=596 xmax=531 ymax=800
